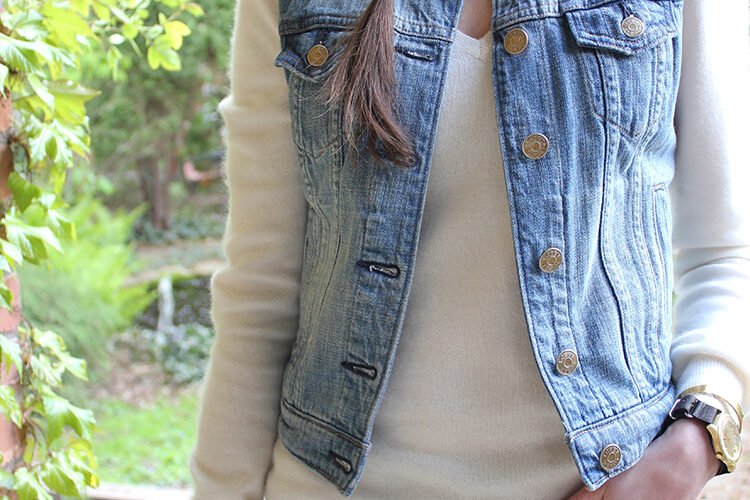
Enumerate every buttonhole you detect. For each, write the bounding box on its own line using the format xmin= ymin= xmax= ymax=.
xmin=395 ymin=46 xmax=434 ymax=61
xmin=341 ymin=361 xmax=378 ymax=379
xmin=329 ymin=450 xmax=353 ymax=473
xmin=357 ymin=260 xmax=400 ymax=278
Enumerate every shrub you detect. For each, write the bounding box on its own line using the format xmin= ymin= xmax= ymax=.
xmin=112 ymin=322 xmax=214 ymax=386
xmin=18 ymin=197 xmax=155 ymax=384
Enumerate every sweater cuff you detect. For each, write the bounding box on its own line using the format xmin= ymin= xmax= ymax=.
xmin=675 ymin=355 xmax=745 ymax=425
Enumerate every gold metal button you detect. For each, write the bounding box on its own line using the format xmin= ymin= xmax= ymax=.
xmin=522 ymin=133 xmax=549 ymax=159
xmin=599 ymin=444 xmax=622 ymax=471
xmin=504 ymin=28 xmax=528 ymax=54
xmin=621 ymin=15 xmax=645 ymax=38
xmin=307 ymin=44 xmax=329 ymax=66
xmin=539 ymin=247 xmax=563 ymax=273
xmin=555 ymin=349 xmax=578 ymax=376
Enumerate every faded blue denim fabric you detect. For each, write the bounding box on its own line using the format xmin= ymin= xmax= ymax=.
xmin=272 ymin=0 xmax=683 ymax=495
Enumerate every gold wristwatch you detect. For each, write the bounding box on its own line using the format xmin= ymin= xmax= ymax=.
xmin=668 ymin=394 xmax=742 ymax=474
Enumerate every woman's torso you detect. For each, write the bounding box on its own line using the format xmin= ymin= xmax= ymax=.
xmin=273 ymin=0 xmax=682 ymax=493
xmin=264 ymin=29 xmax=582 ymax=500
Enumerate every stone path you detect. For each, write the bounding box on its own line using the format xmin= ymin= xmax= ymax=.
xmin=86 ymin=483 xmax=191 ymax=500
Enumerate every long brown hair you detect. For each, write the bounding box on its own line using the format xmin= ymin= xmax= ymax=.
xmin=325 ymin=0 xmax=416 ymax=168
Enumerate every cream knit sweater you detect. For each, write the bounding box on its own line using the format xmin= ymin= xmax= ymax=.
xmin=189 ymin=1 xmax=750 ymax=499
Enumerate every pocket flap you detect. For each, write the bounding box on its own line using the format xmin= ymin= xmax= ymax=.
xmin=564 ymin=1 xmax=678 ymax=56
xmin=274 ymin=24 xmax=351 ymax=82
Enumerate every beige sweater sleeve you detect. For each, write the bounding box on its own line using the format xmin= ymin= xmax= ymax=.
xmin=188 ymin=0 xmax=306 ymax=498
xmin=670 ymin=0 xmax=750 ymax=415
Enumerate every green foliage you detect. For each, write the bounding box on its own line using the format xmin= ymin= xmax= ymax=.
xmin=2 ymin=0 xmax=204 ymax=206
xmin=0 ymin=323 xmax=98 ymax=499
xmin=92 ymin=388 xmax=199 ymax=486
xmin=18 ymin=197 xmax=155 ymax=382
xmin=133 ymin=205 xmax=226 ymax=243
xmin=157 ymin=323 xmax=213 ymax=385
xmin=1 ymin=0 xmax=202 ymax=495
xmin=113 ymin=321 xmax=213 ymax=386
xmin=84 ymin=0 xmax=233 ymax=206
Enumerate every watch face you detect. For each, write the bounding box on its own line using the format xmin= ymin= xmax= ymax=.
xmin=718 ymin=416 xmax=742 ymax=462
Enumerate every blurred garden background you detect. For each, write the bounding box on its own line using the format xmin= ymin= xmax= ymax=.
xmin=44 ymin=0 xmax=231 ymax=492
xmin=1 ymin=0 xmax=234 ymax=496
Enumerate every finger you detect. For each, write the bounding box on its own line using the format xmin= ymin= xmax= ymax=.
xmin=566 ymin=485 xmax=603 ymax=500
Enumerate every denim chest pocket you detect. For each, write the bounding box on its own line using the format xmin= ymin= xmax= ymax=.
xmin=274 ymin=24 xmax=351 ymax=159
xmin=564 ymin=1 xmax=680 ymax=137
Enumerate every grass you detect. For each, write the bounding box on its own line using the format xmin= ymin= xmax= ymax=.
xmin=91 ymin=384 xmax=200 ymax=487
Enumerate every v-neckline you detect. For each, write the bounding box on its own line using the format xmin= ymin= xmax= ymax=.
xmin=454 ymin=29 xmax=492 ymax=59
xmin=456 ymin=28 xmax=491 ymax=41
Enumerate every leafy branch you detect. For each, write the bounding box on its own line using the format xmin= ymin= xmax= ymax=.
xmin=0 ymin=0 xmax=201 ymax=496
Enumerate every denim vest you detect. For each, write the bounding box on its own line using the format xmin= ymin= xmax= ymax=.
xmin=273 ymin=0 xmax=682 ymax=495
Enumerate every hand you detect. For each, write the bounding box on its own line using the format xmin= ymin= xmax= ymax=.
xmin=567 ymin=419 xmax=721 ymax=500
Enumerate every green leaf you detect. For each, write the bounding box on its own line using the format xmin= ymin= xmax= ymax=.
xmin=67 ymin=440 xmax=99 ymax=488
xmin=27 ymin=235 xmax=48 ymax=261
xmin=32 ymin=329 xmax=66 ymax=353
xmin=147 ymin=40 xmax=181 ymax=71
xmin=4 ymin=214 xmax=63 ymax=263
xmin=57 ymin=351 xmax=87 ymax=381
xmin=46 ymin=210 xmax=75 ymax=243
xmin=0 ymin=467 xmax=14 ymax=489
xmin=92 ymin=1 xmax=111 ymax=21
xmin=24 ymin=225 xmax=63 ymax=253
xmin=122 ymin=23 xmax=138 ymax=39
xmin=0 ymin=239 xmax=23 ymax=267
xmin=40 ymin=391 xmax=66 ymax=440
xmin=41 ymin=5 xmax=94 ymax=52
xmin=47 ymin=80 xmax=100 ymax=124
xmin=0 ymin=33 xmax=75 ymax=74
xmin=70 ymin=0 xmax=91 ymax=16
xmin=26 ymin=74 xmax=55 ymax=113
xmin=8 ymin=172 xmax=42 ymax=212
xmin=0 ymin=333 xmax=23 ymax=378
xmin=5 ymin=11 xmax=46 ymax=40
xmin=0 ymin=34 xmax=35 ymax=73
xmin=14 ymin=467 xmax=54 ymax=500
xmin=146 ymin=45 xmax=159 ymax=70
xmin=185 ymin=2 xmax=205 ymax=16
xmin=108 ymin=4 xmax=132 ymax=24
xmin=43 ymin=395 xmax=96 ymax=442
xmin=164 ymin=20 xmax=190 ymax=50
xmin=0 ymin=286 xmax=12 ymax=312
xmin=146 ymin=24 xmax=163 ymax=40
xmin=0 ymin=386 xmax=22 ymax=428
xmin=41 ymin=453 xmax=87 ymax=496
xmin=22 ymin=204 xmax=47 ymax=227
xmin=31 ymin=354 xmax=64 ymax=388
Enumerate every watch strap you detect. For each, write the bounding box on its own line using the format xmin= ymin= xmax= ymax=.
xmin=670 ymin=395 xmax=721 ymax=425
xmin=677 ymin=386 xmax=743 ymax=432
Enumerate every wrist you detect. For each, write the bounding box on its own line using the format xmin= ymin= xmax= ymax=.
xmin=665 ymin=418 xmax=722 ymax=479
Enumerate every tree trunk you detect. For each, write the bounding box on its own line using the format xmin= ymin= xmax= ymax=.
xmin=0 ymin=87 xmax=21 ymax=499
xmin=0 ymin=271 xmax=22 ymax=470
xmin=137 ymin=156 xmax=169 ymax=230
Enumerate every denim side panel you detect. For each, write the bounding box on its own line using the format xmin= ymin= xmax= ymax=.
xmin=492 ymin=0 xmax=682 ymax=488
xmin=274 ymin=5 xmax=457 ymax=493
